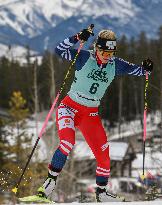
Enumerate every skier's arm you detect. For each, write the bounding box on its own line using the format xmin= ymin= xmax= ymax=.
xmin=115 ymin=57 xmax=152 ymax=76
xmin=55 ymin=36 xmax=79 ymax=61
xmin=55 ymin=26 xmax=94 ymax=68
xmin=55 ymin=36 xmax=91 ymax=71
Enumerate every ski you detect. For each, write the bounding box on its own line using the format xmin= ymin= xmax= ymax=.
xmin=18 ymin=195 xmax=54 ymax=204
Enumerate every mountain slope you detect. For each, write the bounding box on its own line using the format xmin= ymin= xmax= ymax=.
xmin=0 ymin=0 xmax=162 ymax=55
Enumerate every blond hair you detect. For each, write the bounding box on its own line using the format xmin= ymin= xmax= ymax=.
xmin=98 ymin=29 xmax=116 ymax=40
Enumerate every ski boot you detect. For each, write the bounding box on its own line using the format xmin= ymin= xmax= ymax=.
xmin=19 ymin=177 xmax=56 ymax=203
xmin=96 ymin=186 xmax=125 ymax=202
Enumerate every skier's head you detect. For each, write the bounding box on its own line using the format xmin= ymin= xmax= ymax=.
xmin=95 ymin=30 xmax=117 ymax=64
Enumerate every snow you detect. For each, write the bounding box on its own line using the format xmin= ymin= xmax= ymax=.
xmin=4 ymin=114 xmax=54 ymax=162
xmin=77 ymin=177 xmax=140 ymax=194
xmin=109 ymin=125 xmax=157 ymax=141
xmin=25 ymin=119 xmax=53 ymax=161
xmin=0 ymin=0 xmax=162 ymax=56
xmin=4 ymin=109 xmax=161 ymax=179
xmin=0 ymin=0 xmax=84 ymax=36
xmin=109 ymin=142 xmax=128 ymax=161
xmin=14 ymin=201 xmax=162 ymax=205
xmin=132 ymin=149 xmax=162 ymax=177
xmin=0 ymin=0 xmax=141 ymax=40
xmin=74 ymin=140 xmax=129 ymax=161
xmin=73 ymin=112 xmax=162 ymax=178
xmin=133 ymin=151 xmax=162 ymax=170
xmin=0 ymin=44 xmax=10 ymax=56
xmin=71 ymin=202 xmax=162 ymax=205
xmin=0 ymin=0 xmax=137 ymax=21
xmin=109 ymin=111 xmax=161 ymax=141
xmin=0 ymin=43 xmax=42 ymax=64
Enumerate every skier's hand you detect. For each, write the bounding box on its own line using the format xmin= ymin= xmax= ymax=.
xmin=77 ymin=24 xmax=94 ymax=42
xmin=142 ymin=58 xmax=153 ymax=72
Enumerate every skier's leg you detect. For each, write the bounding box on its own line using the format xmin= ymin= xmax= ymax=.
xmin=78 ymin=113 xmax=110 ymax=186
xmin=39 ymin=103 xmax=76 ymax=198
xmin=78 ymin=113 xmax=124 ymax=201
xmin=78 ymin=114 xmax=125 ymax=202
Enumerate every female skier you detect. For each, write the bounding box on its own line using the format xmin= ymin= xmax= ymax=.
xmin=20 ymin=26 xmax=153 ymax=203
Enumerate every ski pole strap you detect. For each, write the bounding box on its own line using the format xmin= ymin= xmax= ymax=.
xmin=143 ymin=71 xmax=149 ymax=142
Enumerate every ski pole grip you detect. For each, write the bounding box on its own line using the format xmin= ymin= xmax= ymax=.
xmin=88 ymin=24 xmax=94 ymax=36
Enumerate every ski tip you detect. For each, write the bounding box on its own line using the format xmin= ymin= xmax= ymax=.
xmin=18 ymin=196 xmax=55 ymax=204
xmin=12 ymin=187 xmax=18 ymax=194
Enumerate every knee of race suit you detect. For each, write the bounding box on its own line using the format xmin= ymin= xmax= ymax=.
xmin=49 ymin=140 xmax=75 ymax=176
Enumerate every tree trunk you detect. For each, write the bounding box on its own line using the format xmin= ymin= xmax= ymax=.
xmin=118 ymin=78 xmax=123 ymax=135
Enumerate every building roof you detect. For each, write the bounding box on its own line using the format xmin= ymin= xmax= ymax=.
xmin=74 ymin=140 xmax=129 ymax=161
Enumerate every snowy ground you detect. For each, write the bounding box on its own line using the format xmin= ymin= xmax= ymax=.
xmin=56 ymin=202 xmax=161 ymax=205
xmin=13 ymin=201 xmax=162 ymax=205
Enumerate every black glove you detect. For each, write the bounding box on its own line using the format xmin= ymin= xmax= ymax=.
xmin=77 ymin=24 xmax=94 ymax=41
xmin=142 ymin=58 xmax=153 ymax=71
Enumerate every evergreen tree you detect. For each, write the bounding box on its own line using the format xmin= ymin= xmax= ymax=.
xmin=0 ymin=118 xmax=8 ymax=170
xmin=128 ymin=37 xmax=140 ymax=117
xmin=0 ymin=91 xmax=46 ymax=198
xmin=1 ymin=26 xmax=162 ymax=126
xmin=157 ymin=26 xmax=162 ymax=130
xmin=137 ymin=32 xmax=149 ymax=124
xmin=116 ymin=35 xmax=128 ymax=126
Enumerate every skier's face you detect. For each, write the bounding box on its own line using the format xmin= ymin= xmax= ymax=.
xmin=96 ymin=47 xmax=114 ymax=63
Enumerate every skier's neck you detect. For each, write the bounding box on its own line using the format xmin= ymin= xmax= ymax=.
xmin=95 ymin=51 xmax=107 ymax=68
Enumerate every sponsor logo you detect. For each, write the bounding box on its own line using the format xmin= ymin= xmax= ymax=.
xmin=64 ymin=119 xmax=70 ymax=125
xmin=58 ymin=118 xmax=74 ymax=130
xmin=106 ymin=41 xmax=116 ymax=50
xmin=89 ymin=112 xmax=99 ymax=116
xmin=59 ymin=103 xmax=78 ymax=113
xmin=87 ymin=69 xmax=108 ymax=83
xmin=101 ymin=141 xmax=109 ymax=151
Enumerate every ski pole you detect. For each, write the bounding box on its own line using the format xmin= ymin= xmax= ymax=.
xmin=142 ymin=71 xmax=149 ymax=176
xmin=12 ymin=24 xmax=94 ymax=194
xmin=11 ymin=43 xmax=83 ymax=195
